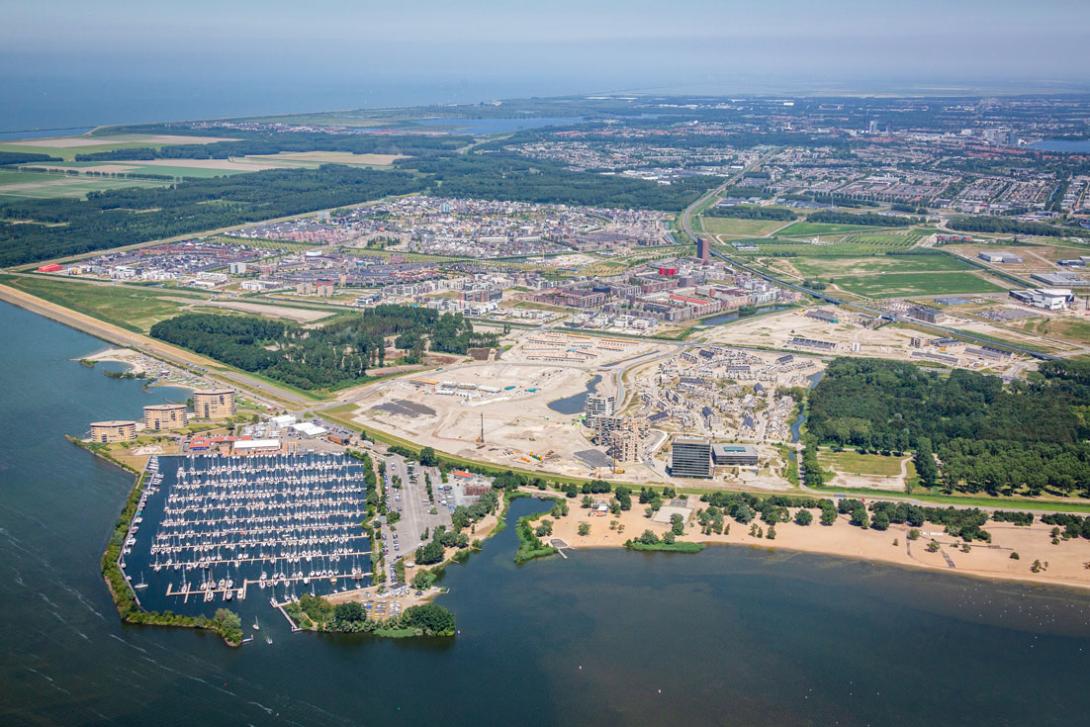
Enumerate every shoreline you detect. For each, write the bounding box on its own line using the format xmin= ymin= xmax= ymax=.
xmin=544 ymin=502 xmax=1090 ymax=593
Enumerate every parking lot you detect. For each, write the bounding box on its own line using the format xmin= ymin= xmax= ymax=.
xmin=380 ymin=454 xmax=452 ymax=583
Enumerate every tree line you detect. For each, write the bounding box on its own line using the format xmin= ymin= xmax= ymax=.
xmin=149 ymin=305 xmax=498 ymax=391
xmin=808 ymin=358 xmax=1090 ymax=496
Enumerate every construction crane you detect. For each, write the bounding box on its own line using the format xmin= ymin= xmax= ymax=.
xmin=475 ymin=412 xmax=485 ymax=446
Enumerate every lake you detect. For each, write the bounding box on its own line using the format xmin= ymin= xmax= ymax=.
xmin=1029 ymin=139 xmax=1090 ymax=153
xmin=3 ymin=298 xmax=1090 ymax=726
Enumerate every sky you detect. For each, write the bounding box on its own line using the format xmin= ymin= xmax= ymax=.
xmin=2 ymin=0 xmax=1089 ymax=129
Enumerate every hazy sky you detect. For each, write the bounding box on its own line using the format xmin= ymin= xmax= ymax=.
xmin=3 ymin=1 xmax=1089 ymax=129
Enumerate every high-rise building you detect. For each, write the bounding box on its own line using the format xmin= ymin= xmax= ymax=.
xmin=90 ymin=420 xmax=136 ymax=443
xmin=192 ymin=389 xmax=235 ymax=420
xmin=670 ymin=437 xmax=711 ymax=478
xmin=696 ymin=237 xmax=711 ymax=263
xmin=584 ymin=393 xmax=614 ymax=427
xmin=144 ymin=403 xmax=189 ymax=431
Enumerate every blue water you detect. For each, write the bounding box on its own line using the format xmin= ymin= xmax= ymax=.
xmin=547 ymin=374 xmax=602 ymax=414
xmin=1030 ymin=139 xmax=1090 ymax=153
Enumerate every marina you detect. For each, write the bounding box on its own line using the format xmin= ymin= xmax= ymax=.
xmin=121 ymin=451 xmax=373 ymax=616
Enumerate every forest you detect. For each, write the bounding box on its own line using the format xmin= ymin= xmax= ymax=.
xmin=0 ymin=151 xmax=61 ymax=165
xmin=399 ymin=153 xmax=716 ymax=211
xmin=74 ymin=130 xmax=469 ymax=162
xmin=807 ymin=358 xmax=1090 ymax=496
xmin=0 ymin=165 xmax=425 ymax=266
xmin=149 ymin=305 xmax=498 ymax=391
xmin=705 ymin=205 xmax=797 ymax=220
xmin=947 ymin=215 xmax=1086 ymax=238
xmin=806 ymin=210 xmax=921 ymax=227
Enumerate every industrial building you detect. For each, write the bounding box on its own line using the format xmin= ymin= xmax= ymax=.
xmin=90 ymin=420 xmax=137 ymax=443
xmin=1009 ymin=288 xmax=1075 ymax=310
xmin=670 ymin=437 xmax=712 ymax=478
xmin=712 ymin=443 xmax=759 ymax=466
xmin=192 ymin=389 xmax=236 ymax=420
xmin=143 ymin=403 xmax=188 ymax=431
xmin=978 ymin=251 xmax=1023 ymax=264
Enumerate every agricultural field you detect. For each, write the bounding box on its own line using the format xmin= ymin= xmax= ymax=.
xmin=1 ymin=276 xmax=200 ymax=332
xmin=833 ymin=271 xmax=1008 ymax=298
xmin=817 ymin=449 xmax=917 ymax=491
xmin=700 ymin=215 xmax=791 ymax=238
xmin=239 ymin=151 xmax=406 ymax=168
xmin=0 ymin=133 xmax=233 ymax=161
xmin=0 ymin=169 xmax=169 ymax=199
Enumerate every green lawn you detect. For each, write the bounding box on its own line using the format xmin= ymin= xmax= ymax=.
xmin=3 ymin=276 xmax=199 ymax=332
xmin=730 ymin=229 xmax=925 ymax=257
xmin=778 ymin=221 xmax=906 ymax=237
xmin=701 ymin=215 xmax=789 ymax=238
xmin=818 ymin=450 xmax=906 ymax=477
xmin=791 ymin=253 xmax=973 ymax=277
xmin=834 ymin=272 xmax=1007 ymax=298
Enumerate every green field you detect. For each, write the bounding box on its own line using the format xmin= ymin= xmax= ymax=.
xmin=2 ymin=276 xmax=201 ymax=332
xmin=0 ymin=168 xmax=168 ymax=199
xmin=778 ymin=221 xmax=906 ymax=237
xmin=834 ymin=271 xmax=1007 ymax=298
xmin=791 ymin=252 xmax=973 ymax=277
xmin=700 ymin=215 xmax=790 ymax=238
xmin=731 ymin=229 xmax=926 ymax=257
xmin=0 ymin=133 xmax=232 ymax=162
xmin=818 ymin=450 xmax=907 ymax=477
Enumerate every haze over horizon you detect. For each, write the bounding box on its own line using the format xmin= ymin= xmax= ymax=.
xmin=2 ymin=0 xmax=1090 ymax=130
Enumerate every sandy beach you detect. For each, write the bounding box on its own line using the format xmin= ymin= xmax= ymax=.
xmin=544 ymin=496 xmax=1090 ymax=591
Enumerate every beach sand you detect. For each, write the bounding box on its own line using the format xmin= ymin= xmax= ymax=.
xmin=546 ymin=498 xmax=1090 ymax=591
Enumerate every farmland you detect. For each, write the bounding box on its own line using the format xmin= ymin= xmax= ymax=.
xmin=0 ymin=169 xmax=169 ymax=199
xmin=0 ymin=133 xmax=233 ymax=162
xmin=833 ymin=271 xmax=1008 ymax=298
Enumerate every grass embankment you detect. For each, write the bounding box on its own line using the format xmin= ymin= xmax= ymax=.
xmin=625 ymin=540 xmax=705 ymax=553
xmin=79 ymin=439 xmax=244 ymax=646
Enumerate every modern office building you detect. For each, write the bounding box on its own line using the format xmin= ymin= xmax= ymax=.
xmin=192 ymin=389 xmax=236 ymax=420
xmin=144 ymin=403 xmax=188 ymax=431
xmin=670 ymin=436 xmax=712 ymax=478
xmin=90 ymin=420 xmax=137 ymax=443
xmin=712 ymin=443 xmax=759 ymax=467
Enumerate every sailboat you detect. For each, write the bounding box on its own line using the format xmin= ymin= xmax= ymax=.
xmin=134 ymin=572 xmax=149 ymax=590
xmin=253 ymin=616 xmax=260 ymax=631
xmin=265 ymin=633 xmax=273 ymax=645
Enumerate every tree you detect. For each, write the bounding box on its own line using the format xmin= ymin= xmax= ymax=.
xmin=581 ymin=495 xmax=593 ymax=509
xmin=820 ymin=507 xmax=837 ymax=526
xmin=850 ymin=505 xmax=869 ymax=528
xmin=577 ymin=522 xmax=591 ymax=537
xmin=670 ymin=513 xmax=685 ymax=536
xmin=419 ymin=447 xmax=439 ymax=467
xmin=637 ymin=529 xmax=659 ymax=545
xmin=333 ymin=601 xmax=367 ymax=624
xmin=795 ymin=509 xmax=813 ymax=526
xmin=871 ymin=511 xmax=890 ymax=531
xmin=403 ymin=604 xmax=456 ymax=635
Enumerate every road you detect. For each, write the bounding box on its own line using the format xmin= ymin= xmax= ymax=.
xmin=673 ymin=172 xmax=1064 ymax=363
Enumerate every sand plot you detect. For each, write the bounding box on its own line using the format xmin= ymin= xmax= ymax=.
xmin=240 ymin=152 xmax=406 ymax=167
xmin=350 ymin=359 xmax=662 ymax=482
xmin=185 ymin=299 xmax=335 ymax=323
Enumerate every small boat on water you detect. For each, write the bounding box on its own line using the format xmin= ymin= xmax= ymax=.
xmin=134 ymin=573 xmax=149 ymax=590
xmin=265 ymin=634 xmax=273 ymax=645
xmin=253 ymin=617 xmax=260 ymax=631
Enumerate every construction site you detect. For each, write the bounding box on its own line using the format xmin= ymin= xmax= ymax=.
xmin=345 ymin=330 xmax=672 ymax=482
